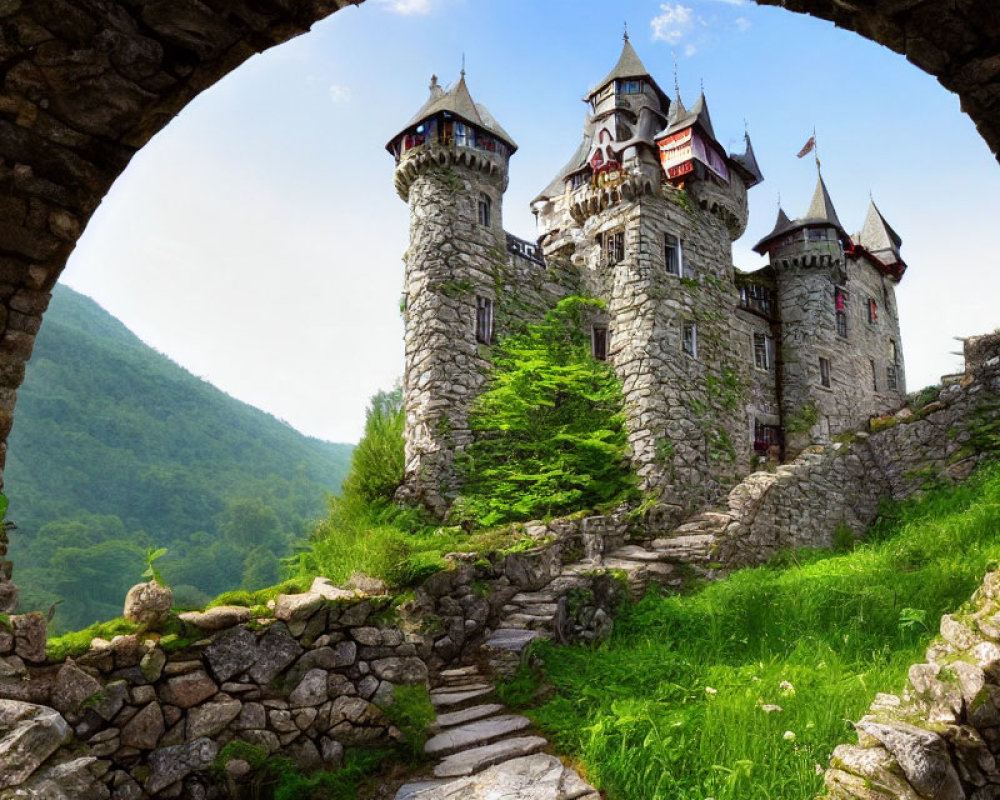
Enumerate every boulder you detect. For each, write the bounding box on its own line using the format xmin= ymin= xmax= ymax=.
xmin=123 ymin=581 xmax=173 ymax=628
xmin=50 ymin=662 xmax=102 ymax=714
xmin=178 ymin=606 xmax=251 ymax=631
xmin=0 ymin=700 xmax=72 ymax=789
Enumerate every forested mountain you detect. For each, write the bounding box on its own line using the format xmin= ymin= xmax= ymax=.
xmin=4 ymin=285 xmax=353 ymax=631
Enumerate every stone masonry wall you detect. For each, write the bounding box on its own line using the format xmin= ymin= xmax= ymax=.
xmin=773 ymin=245 xmax=906 ymax=453
xmin=0 ymin=514 xmax=628 ymax=799
xmin=396 ymin=150 xmax=575 ymax=516
xmin=718 ymin=356 xmax=1000 ymax=567
xmin=571 ymin=185 xmax=751 ymax=522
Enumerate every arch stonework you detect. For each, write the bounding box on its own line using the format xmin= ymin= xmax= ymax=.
xmin=0 ymin=0 xmax=996 ymax=607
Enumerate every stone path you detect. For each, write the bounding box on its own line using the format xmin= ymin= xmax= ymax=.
xmin=391 ymin=510 xmax=733 ymax=799
xmin=393 ymin=665 xmax=599 ymax=800
xmin=483 ymin=511 xmax=730 ymax=669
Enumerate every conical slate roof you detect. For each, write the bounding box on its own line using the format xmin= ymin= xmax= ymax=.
xmin=586 ymin=37 xmax=651 ymax=100
xmin=386 ymin=73 xmax=517 ymax=153
xmin=730 ymin=132 xmax=764 ymax=188
xmin=858 ymin=199 xmax=902 ymax=255
xmin=804 ymin=173 xmax=843 ymax=230
xmin=752 ymin=207 xmax=794 ymax=254
xmin=533 ymin=116 xmax=596 ymax=202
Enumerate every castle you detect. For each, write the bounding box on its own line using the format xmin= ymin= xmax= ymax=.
xmin=386 ymin=37 xmax=908 ymax=520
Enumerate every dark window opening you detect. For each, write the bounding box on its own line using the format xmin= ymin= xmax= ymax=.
xmin=753 ymin=421 xmax=783 ymax=455
xmin=618 ymin=79 xmax=643 ymax=94
xmin=602 ymin=230 xmax=625 ymax=266
xmin=476 ymin=296 xmax=494 ymax=344
xmin=682 ymin=322 xmax=697 ymax=358
xmin=665 ymin=233 xmax=682 ymax=276
xmin=820 ymin=357 xmax=831 ymax=388
xmin=868 ymin=298 xmax=878 ymax=324
xmin=477 ymin=193 xmax=491 ymax=227
xmin=738 ymin=282 xmax=776 ymax=318
xmin=592 ymin=325 xmax=608 ymax=361
xmin=887 ymin=364 xmax=898 ymax=391
xmin=754 ymin=333 xmax=773 ymax=370
xmin=870 ymin=358 xmax=878 ymax=390
xmin=835 ymin=287 xmax=848 ymax=338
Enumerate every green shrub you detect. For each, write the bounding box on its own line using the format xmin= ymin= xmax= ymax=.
xmin=47 ymin=617 xmax=140 ymax=661
xmin=458 ymin=296 xmax=637 ymax=527
xmin=340 ymin=387 xmax=405 ymax=509
xmin=378 ymin=685 xmax=436 ymax=760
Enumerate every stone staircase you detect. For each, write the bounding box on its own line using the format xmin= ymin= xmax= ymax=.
xmin=394 ymin=665 xmax=599 ymax=800
xmin=482 ymin=510 xmax=730 ymax=669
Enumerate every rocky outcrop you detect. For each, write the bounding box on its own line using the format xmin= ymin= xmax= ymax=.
xmin=825 ymin=569 xmax=1000 ymax=799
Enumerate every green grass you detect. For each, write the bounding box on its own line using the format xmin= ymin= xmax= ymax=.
xmin=502 ymin=460 xmax=1000 ymax=800
xmin=46 ymin=617 xmax=140 ymax=661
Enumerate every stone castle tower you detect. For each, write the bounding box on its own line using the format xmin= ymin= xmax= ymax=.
xmin=387 ymin=38 xmax=908 ymax=521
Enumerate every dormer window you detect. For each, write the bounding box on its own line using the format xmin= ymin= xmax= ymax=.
xmin=478 ymin=194 xmax=491 ymax=227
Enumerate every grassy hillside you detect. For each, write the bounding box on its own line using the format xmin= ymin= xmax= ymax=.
xmin=500 ymin=460 xmax=1000 ymax=800
xmin=5 ymin=285 xmax=353 ymax=631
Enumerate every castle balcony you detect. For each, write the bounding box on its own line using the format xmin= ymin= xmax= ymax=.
xmin=392 ymin=143 xmax=509 ymax=200
xmin=567 ymin=173 xmax=656 ymax=225
xmin=506 ymin=233 xmax=545 ymax=265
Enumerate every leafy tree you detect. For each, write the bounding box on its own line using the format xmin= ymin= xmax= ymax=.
xmin=457 ymin=296 xmax=636 ymax=527
xmin=339 ymin=387 xmax=405 ymax=509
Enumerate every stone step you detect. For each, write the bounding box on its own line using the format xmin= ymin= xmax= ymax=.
xmin=484 ymin=628 xmax=539 ymax=651
xmin=606 ymin=545 xmax=668 ymax=563
xmin=430 ymin=686 xmax=496 ymax=710
xmin=439 ymin=666 xmax=481 ymax=682
xmin=502 ymin=613 xmax=555 ymax=630
xmin=432 ymin=735 xmax=549 ymax=778
xmin=651 ymin=534 xmax=717 ymax=560
xmin=501 ymin=602 xmax=558 ymax=616
xmin=509 ymin=591 xmax=560 ymax=604
xmin=429 ymin=682 xmax=492 ymax=697
xmin=424 ymin=714 xmax=533 ymax=757
xmin=434 ymin=703 xmax=505 ymax=730
xmin=394 ymin=780 xmax=450 ymax=800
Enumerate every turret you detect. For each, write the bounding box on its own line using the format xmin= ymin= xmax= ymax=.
xmin=654 ymin=91 xmax=759 ymax=238
xmin=388 ymin=73 xmax=516 ymax=514
xmin=754 ymin=173 xmax=907 ymax=451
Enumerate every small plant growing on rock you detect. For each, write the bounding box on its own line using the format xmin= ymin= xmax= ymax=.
xmin=142 ymin=546 xmax=168 ymax=586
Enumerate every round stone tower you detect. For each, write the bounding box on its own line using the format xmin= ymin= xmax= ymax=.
xmin=386 ymin=73 xmax=516 ymax=515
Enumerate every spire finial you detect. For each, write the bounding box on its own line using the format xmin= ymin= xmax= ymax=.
xmin=813 ymin=125 xmax=821 ymax=173
xmin=460 ymin=53 xmax=466 ymax=79
xmin=623 ymin=21 xmax=629 ymax=41
xmin=429 ymin=74 xmax=438 ymax=91
xmin=672 ymin=52 xmax=680 ymax=99
xmin=700 ymin=77 xmax=705 ymax=95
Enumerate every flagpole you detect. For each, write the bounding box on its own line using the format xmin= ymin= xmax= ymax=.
xmin=813 ymin=125 xmax=821 ymax=173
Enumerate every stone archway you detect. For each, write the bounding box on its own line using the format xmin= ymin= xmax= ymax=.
xmin=0 ymin=0 xmax=996 ymax=610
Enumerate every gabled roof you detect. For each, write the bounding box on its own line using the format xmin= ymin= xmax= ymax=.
xmin=858 ymin=199 xmax=902 ymax=255
xmin=386 ymin=73 xmax=517 ymax=153
xmin=730 ymin=132 xmax=764 ymax=188
xmin=656 ymin=91 xmax=717 ymax=142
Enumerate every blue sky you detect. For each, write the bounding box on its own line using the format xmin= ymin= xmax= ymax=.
xmin=61 ymin=0 xmax=1000 ymax=443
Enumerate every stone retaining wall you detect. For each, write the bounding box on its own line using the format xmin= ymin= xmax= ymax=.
xmin=718 ymin=357 xmax=1000 ymax=566
xmin=0 ymin=514 xmax=628 ymax=798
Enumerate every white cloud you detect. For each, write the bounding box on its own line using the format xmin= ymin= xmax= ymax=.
xmin=650 ymin=3 xmax=695 ymax=45
xmin=684 ymin=43 xmax=698 ymax=56
xmin=375 ymin=0 xmax=432 ymax=15
xmin=735 ymin=16 xmax=752 ymax=31
xmin=708 ymin=0 xmax=746 ymax=5
xmin=329 ymin=84 xmax=352 ymax=103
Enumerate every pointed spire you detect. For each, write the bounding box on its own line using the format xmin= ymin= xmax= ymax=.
xmin=689 ymin=91 xmax=716 ymax=140
xmin=752 ymin=206 xmax=795 ymax=254
xmin=804 ymin=172 xmax=843 ymax=230
xmin=730 ymin=130 xmax=764 ymax=188
xmin=859 ymin=199 xmax=903 ymax=255
xmin=586 ymin=37 xmax=654 ymax=100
